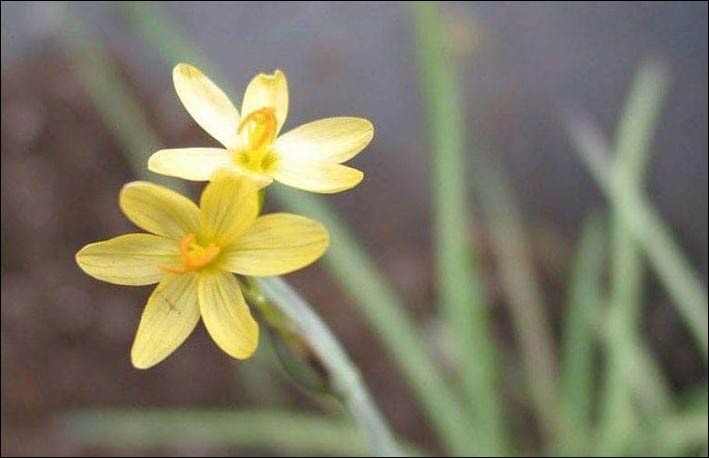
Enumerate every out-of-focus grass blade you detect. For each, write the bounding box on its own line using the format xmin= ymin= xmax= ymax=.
xmin=620 ymin=333 xmax=671 ymax=413
xmin=59 ymin=6 xmax=182 ymax=192
xmin=597 ymin=61 xmax=671 ymax=455
xmin=557 ymin=213 xmax=605 ymax=456
xmin=412 ymin=3 xmax=506 ymax=454
xmin=657 ymin=412 xmax=709 ymax=457
xmin=115 ymin=3 xmax=478 ymax=454
xmin=652 ymin=385 xmax=708 ymax=456
xmin=64 ymin=409 xmax=411 ymax=455
xmin=472 ymin=159 xmax=558 ymax=445
xmin=121 ymin=2 xmax=204 ymax=71
xmin=565 ymin=113 xmax=708 ymax=362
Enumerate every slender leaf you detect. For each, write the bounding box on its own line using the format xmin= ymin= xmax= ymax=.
xmin=565 ymin=112 xmax=708 ymax=361
xmin=558 ymin=213 xmax=605 ymax=456
xmin=598 ymin=61 xmax=670 ymax=455
xmin=65 ymin=409 xmax=393 ymax=455
xmin=412 ymin=3 xmax=506 ymax=454
xmin=473 ymin=159 xmax=558 ymax=444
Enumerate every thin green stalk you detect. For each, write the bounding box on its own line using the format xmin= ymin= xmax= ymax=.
xmin=565 ymin=113 xmax=708 ymax=362
xmin=248 ymin=278 xmax=403 ymax=456
xmin=598 ymin=61 xmax=670 ymax=455
xmin=659 ymin=413 xmax=709 ymax=456
xmin=270 ymin=188 xmax=478 ymax=455
xmin=473 ymin=159 xmax=559 ymax=445
xmin=651 ymin=410 xmax=708 ymax=457
xmin=649 ymin=384 xmax=708 ymax=456
xmin=117 ymin=3 xmax=479 ymax=454
xmin=558 ymin=213 xmax=605 ymax=456
xmin=59 ymin=6 xmax=182 ymax=192
xmin=60 ymin=9 xmax=404 ymax=457
xmin=121 ymin=2 xmax=205 ymax=71
xmin=412 ymin=3 xmax=506 ymax=454
xmin=64 ymin=409 xmax=393 ymax=455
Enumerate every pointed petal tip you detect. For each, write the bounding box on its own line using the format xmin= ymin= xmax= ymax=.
xmin=130 ymin=352 xmax=154 ymax=370
xmin=198 ymin=272 xmax=260 ymax=360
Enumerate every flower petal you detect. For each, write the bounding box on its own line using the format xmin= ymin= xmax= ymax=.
xmin=228 ymin=162 xmax=274 ymax=189
xmin=271 ymin=159 xmax=363 ymax=193
xmin=198 ymin=270 xmax=258 ymax=360
xmin=274 ymin=117 xmax=373 ymax=164
xmin=241 ymin=70 xmax=288 ymax=134
xmin=131 ymin=273 xmax=201 ymax=369
xmin=173 ymin=63 xmax=240 ymax=149
xmin=221 ymin=213 xmax=329 ymax=276
xmin=148 ymin=148 xmax=231 ymax=181
xmin=199 ymin=171 xmax=258 ymax=246
xmin=76 ymin=234 xmax=178 ymax=286
xmin=120 ymin=181 xmax=200 ymax=239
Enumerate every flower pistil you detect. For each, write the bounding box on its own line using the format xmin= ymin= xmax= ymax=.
xmin=235 ymin=107 xmax=278 ymax=172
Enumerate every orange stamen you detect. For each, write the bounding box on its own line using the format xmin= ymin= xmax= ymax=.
xmin=159 ymin=233 xmax=221 ymax=274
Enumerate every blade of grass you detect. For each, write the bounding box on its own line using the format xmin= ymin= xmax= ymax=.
xmin=564 ymin=112 xmax=708 ymax=362
xmin=112 ymin=3 xmax=478 ymax=454
xmin=59 ymin=5 xmax=182 ymax=192
xmin=652 ymin=384 xmax=708 ymax=456
xmin=620 ymin=332 xmax=671 ymax=413
xmin=60 ymin=8 xmax=404 ymax=457
xmin=597 ymin=61 xmax=671 ymax=455
xmin=412 ymin=3 xmax=506 ymax=454
xmin=472 ymin=158 xmax=558 ymax=445
xmin=656 ymin=412 xmax=709 ymax=457
xmin=557 ymin=213 xmax=605 ymax=456
xmin=64 ymin=409 xmax=412 ymax=455
xmin=651 ymin=390 xmax=708 ymax=458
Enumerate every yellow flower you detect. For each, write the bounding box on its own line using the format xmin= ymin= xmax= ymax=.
xmin=75 ymin=173 xmax=329 ymax=369
xmin=148 ymin=64 xmax=374 ymax=193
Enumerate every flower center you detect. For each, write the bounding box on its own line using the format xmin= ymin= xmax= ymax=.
xmin=159 ymin=233 xmax=220 ymax=274
xmin=234 ymin=107 xmax=278 ymax=172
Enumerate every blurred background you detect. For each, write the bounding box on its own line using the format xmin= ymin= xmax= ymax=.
xmin=1 ymin=1 xmax=707 ymax=456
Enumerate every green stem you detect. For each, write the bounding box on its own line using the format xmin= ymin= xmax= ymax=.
xmin=412 ymin=3 xmax=506 ymax=454
xmin=64 ymin=408 xmax=404 ymax=455
xmin=248 ymin=277 xmax=404 ymax=457
xmin=59 ymin=5 xmax=183 ymax=192
xmin=473 ymin=159 xmax=559 ymax=445
xmin=558 ymin=213 xmax=605 ymax=456
xmin=598 ymin=61 xmax=670 ymax=456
